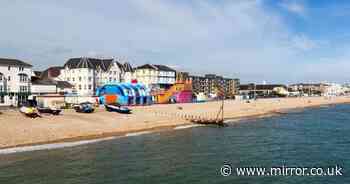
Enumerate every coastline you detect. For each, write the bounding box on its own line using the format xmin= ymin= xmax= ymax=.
xmin=0 ymin=96 xmax=349 ymax=152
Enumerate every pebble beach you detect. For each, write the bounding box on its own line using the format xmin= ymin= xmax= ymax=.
xmin=1 ymin=96 xmax=350 ymax=149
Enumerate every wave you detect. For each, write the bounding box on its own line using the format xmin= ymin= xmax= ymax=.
xmin=0 ymin=136 xmax=118 ymax=155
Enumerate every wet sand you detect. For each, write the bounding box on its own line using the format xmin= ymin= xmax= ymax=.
xmin=0 ymin=96 xmax=349 ymax=149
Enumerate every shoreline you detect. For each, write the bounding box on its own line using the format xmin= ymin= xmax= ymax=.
xmin=0 ymin=97 xmax=349 ymax=153
xmin=0 ymin=122 xmax=191 ymax=151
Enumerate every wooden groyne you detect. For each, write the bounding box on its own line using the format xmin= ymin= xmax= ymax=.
xmin=153 ymin=92 xmax=227 ymax=127
xmin=189 ymin=118 xmax=225 ymax=126
xmin=153 ymin=111 xmax=226 ymax=127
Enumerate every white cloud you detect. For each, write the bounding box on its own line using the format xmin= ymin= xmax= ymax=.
xmin=0 ymin=0 xmax=343 ymax=83
xmin=279 ymin=0 xmax=306 ymax=16
xmin=291 ymin=34 xmax=319 ymax=51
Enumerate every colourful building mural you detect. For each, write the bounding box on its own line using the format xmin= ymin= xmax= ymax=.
xmin=96 ymin=83 xmax=152 ymax=106
xmin=153 ymin=79 xmax=193 ymax=104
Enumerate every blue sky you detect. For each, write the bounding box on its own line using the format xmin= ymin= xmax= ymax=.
xmin=1 ymin=0 xmax=350 ymax=83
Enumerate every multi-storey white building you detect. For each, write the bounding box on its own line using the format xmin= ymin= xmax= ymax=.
xmin=122 ymin=62 xmax=136 ymax=83
xmin=0 ymin=58 xmax=32 ymax=106
xmin=135 ymin=64 xmax=176 ymax=89
xmin=59 ymin=57 xmax=126 ymax=96
xmin=324 ymin=83 xmax=345 ymax=97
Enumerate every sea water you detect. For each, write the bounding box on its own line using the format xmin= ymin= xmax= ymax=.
xmin=0 ymin=104 xmax=349 ymax=183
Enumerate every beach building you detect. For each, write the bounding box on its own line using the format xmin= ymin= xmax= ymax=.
xmin=31 ymin=77 xmax=74 ymax=96
xmin=176 ymin=71 xmax=190 ymax=82
xmin=30 ymin=72 xmax=75 ymax=108
xmin=239 ymin=84 xmax=288 ymax=99
xmin=0 ymin=58 xmax=32 ymax=107
xmin=58 ymin=57 xmax=130 ymax=96
xmin=31 ymin=79 xmax=57 ymax=96
xmin=190 ymin=74 xmax=240 ymax=99
xmin=35 ymin=67 xmax=75 ymax=94
xmin=323 ymin=83 xmax=345 ymax=97
xmin=288 ymin=83 xmax=329 ymax=96
xmin=135 ymin=64 xmax=176 ymax=89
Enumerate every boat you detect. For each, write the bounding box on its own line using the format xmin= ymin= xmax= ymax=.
xmin=105 ymin=103 xmax=131 ymax=114
xmin=19 ymin=105 xmax=41 ymax=118
xmin=73 ymin=102 xmax=95 ymax=113
xmin=37 ymin=107 xmax=61 ymax=115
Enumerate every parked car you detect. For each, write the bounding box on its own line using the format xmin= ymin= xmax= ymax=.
xmin=73 ymin=102 xmax=95 ymax=113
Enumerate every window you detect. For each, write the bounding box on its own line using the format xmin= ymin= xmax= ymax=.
xmin=19 ymin=67 xmax=24 ymax=71
xmin=67 ymin=77 xmax=70 ymax=81
xmin=109 ymin=77 xmax=112 ymax=82
xmin=0 ymin=95 xmax=4 ymax=104
xmin=72 ymin=77 xmax=75 ymax=82
xmin=19 ymin=86 xmax=28 ymax=92
xmin=0 ymin=75 xmax=2 ymax=81
xmin=88 ymin=85 xmax=92 ymax=90
xmin=8 ymin=66 xmax=10 ymax=71
xmin=7 ymin=76 xmax=10 ymax=81
xmin=0 ymin=85 xmax=3 ymax=91
xmin=19 ymin=74 xmax=28 ymax=82
xmin=79 ymin=77 xmax=82 ymax=82
xmin=114 ymin=71 xmax=117 ymax=75
xmin=88 ymin=77 xmax=92 ymax=82
xmin=79 ymin=85 xmax=82 ymax=90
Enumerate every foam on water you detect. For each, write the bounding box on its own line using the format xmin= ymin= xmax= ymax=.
xmin=125 ymin=131 xmax=153 ymax=137
xmin=174 ymin=124 xmax=203 ymax=130
xmin=0 ymin=136 xmax=118 ymax=155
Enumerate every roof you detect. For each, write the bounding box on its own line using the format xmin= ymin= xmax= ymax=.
xmin=137 ymin=64 xmax=158 ymax=70
xmin=63 ymin=57 xmax=117 ymax=71
xmin=31 ymin=79 xmax=57 ymax=86
xmin=123 ymin=62 xmax=134 ymax=72
xmin=34 ymin=71 xmax=43 ymax=77
xmin=56 ymin=81 xmax=74 ymax=88
xmin=136 ymin=64 xmax=176 ymax=72
xmin=240 ymin=84 xmax=287 ymax=91
xmin=289 ymin=83 xmax=327 ymax=87
xmin=40 ymin=66 xmax=63 ymax=79
xmin=0 ymin=58 xmax=32 ymax=67
xmin=153 ymin=65 xmax=176 ymax=72
xmin=31 ymin=78 xmax=74 ymax=88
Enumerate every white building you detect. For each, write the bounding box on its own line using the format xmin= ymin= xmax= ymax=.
xmin=0 ymin=58 xmax=32 ymax=107
xmin=135 ymin=64 xmax=176 ymax=89
xmin=324 ymin=83 xmax=345 ymax=97
xmin=31 ymin=80 xmax=57 ymax=95
xmin=35 ymin=66 xmax=75 ymax=95
xmin=31 ymin=77 xmax=74 ymax=96
xmin=59 ymin=57 xmax=126 ymax=96
xmin=122 ymin=62 xmax=136 ymax=83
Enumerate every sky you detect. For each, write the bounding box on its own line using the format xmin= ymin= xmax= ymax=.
xmin=1 ymin=0 xmax=350 ymax=83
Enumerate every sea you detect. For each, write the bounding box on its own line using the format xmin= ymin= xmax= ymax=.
xmin=0 ymin=104 xmax=349 ymax=183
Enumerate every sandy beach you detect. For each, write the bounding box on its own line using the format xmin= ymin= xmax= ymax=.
xmin=0 ymin=96 xmax=349 ymax=149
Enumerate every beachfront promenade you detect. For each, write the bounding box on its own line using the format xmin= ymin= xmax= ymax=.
xmin=1 ymin=96 xmax=350 ymax=149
